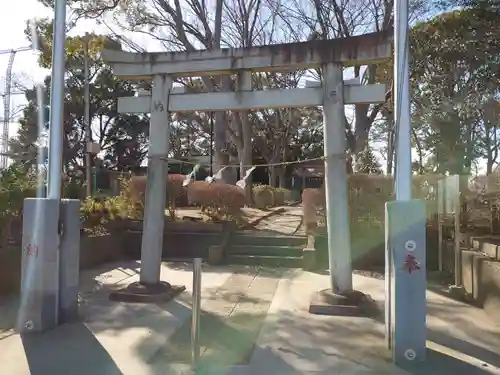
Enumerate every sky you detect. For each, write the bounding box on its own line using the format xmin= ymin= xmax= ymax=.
xmin=0 ymin=1 xmax=51 ymax=138
xmin=0 ymin=2 xmax=163 ymax=140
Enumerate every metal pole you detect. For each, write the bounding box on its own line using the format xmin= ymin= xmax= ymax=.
xmin=35 ymin=87 xmax=45 ymax=198
xmin=454 ymin=176 xmax=462 ymax=285
xmin=84 ymin=33 xmax=92 ymax=197
xmin=438 ymin=180 xmax=444 ymax=272
xmin=47 ymin=0 xmax=66 ymax=200
xmin=394 ymin=0 xmax=412 ymax=201
xmin=191 ymin=258 xmax=202 ymax=367
xmin=30 ymin=19 xmax=46 ymax=198
xmin=387 ymin=0 xmax=410 ymax=351
xmin=209 ymin=112 xmax=214 ymax=176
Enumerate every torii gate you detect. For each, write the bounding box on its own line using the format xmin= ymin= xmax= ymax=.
xmin=102 ymin=30 xmax=426 ymax=366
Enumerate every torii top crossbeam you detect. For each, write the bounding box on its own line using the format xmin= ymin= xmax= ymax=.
xmin=102 ymin=30 xmax=392 ymax=79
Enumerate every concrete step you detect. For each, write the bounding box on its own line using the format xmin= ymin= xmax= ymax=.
xmin=229 ymin=245 xmax=303 ymax=257
xmin=225 ymin=254 xmax=303 ymax=268
xmin=471 ymin=238 xmax=500 ymax=260
xmin=232 ymin=232 xmax=306 ymax=247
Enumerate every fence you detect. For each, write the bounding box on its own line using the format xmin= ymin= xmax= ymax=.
xmin=434 ymin=173 xmax=500 ymax=277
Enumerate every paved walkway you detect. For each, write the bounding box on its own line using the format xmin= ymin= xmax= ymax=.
xmin=1 ymin=262 xmax=500 ymax=375
xmin=253 ymin=206 xmax=304 ymax=235
xmin=176 ymin=206 xmax=306 ymax=235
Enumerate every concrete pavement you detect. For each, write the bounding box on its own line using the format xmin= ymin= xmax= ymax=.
xmin=1 ymin=261 xmax=500 ymax=375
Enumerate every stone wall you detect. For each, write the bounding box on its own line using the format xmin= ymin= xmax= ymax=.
xmin=120 ymin=220 xmax=230 ymax=260
xmin=0 ymin=246 xmax=22 ymax=296
xmin=0 ymin=232 xmax=124 ymax=297
xmin=461 ymin=251 xmax=500 ymax=319
xmin=0 ymin=220 xmax=230 ymax=297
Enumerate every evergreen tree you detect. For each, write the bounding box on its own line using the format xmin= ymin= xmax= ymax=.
xmin=355 ymin=147 xmax=383 ymax=174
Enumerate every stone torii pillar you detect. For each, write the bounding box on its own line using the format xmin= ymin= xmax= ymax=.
xmin=139 ymin=74 xmax=172 ymax=285
xmin=109 ymin=75 xmax=188 ymax=302
xmin=322 ymin=63 xmax=352 ymax=293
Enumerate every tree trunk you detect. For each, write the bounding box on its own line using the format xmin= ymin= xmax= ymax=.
xmin=269 ymin=166 xmax=277 ymax=187
xmin=486 ymin=125 xmax=494 ymax=174
xmin=213 ymin=76 xmax=233 ymax=183
xmin=277 ymin=167 xmax=286 ymax=188
xmin=385 ymin=112 xmax=395 ymax=175
xmin=278 ymin=140 xmax=287 ymax=188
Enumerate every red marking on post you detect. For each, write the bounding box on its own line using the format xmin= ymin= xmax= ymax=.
xmin=402 ymin=253 xmax=420 ymax=274
xmin=25 ymin=244 xmax=39 ymax=258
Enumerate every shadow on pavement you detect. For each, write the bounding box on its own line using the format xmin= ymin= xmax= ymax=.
xmin=21 ymin=323 xmax=123 ymax=375
xmin=404 ymin=348 xmax=497 ymax=375
xmin=369 ymin=297 xmax=500 ymax=373
xmin=427 ymin=330 xmax=500 ymax=370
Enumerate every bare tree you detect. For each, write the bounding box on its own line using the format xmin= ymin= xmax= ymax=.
xmin=251 ymin=71 xmax=317 ymax=187
xmin=270 ymin=0 xmax=429 ymax=171
xmin=70 ymin=0 xmax=291 ymax=183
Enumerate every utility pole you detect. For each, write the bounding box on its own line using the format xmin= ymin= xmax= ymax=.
xmin=47 ymin=0 xmax=66 ymax=199
xmin=84 ymin=33 xmax=92 ymax=197
xmin=394 ymin=0 xmax=412 ymax=201
xmin=385 ymin=0 xmax=427 ymax=365
xmin=209 ymin=112 xmax=214 ymax=176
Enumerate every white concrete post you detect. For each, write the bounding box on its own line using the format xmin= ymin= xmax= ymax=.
xmin=322 ymin=62 xmax=353 ymax=293
xmin=140 ymin=74 xmax=172 ymax=285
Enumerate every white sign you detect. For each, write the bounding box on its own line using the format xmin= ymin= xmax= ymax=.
xmin=405 ymin=240 xmax=416 ymax=252
xmin=404 ymin=348 xmax=416 ymax=360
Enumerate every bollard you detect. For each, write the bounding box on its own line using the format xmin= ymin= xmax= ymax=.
xmin=191 ymin=258 xmax=202 ymax=367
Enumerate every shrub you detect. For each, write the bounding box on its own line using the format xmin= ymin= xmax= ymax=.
xmin=81 ymin=176 xmax=145 ymax=232
xmin=252 ymin=185 xmax=292 ymax=208
xmin=0 ymin=166 xmax=37 ymax=246
xmin=80 ymin=198 xmax=109 ymax=230
xmin=125 ymin=173 xmax=186 ymax=219
xmin=253 ymin=185 xmax=274 ymax=209
xmin=117 ymin=175 xmax=144 ymax=218
xmin=278 ymin=188 xmax=293 ymax=202
xmin=187 ymin=181 xmax=246 ymax=220
xmin=301 ymin=187 xmax=325 ymax=234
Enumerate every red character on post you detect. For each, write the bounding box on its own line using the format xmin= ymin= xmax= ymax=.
xmin=403 ymin=252 xmax=420 ymax=274
xmin=25 ymin=244 xmax=39 ymax=258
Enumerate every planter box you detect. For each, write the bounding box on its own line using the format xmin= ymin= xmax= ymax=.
xmin=0 ymin=246 xmax=21 ymax=295
xmin=482 ymin=260 xmax=500 ymax=319
xmin=165 ymin=221 xmax=229 ymax=233
xmin=121 ymin=219 xmax=234 ymax=234
xmin=79 ymin=233 xmax=124 ymax=269
xmin=121 ymin=220 xmax=235 ymax=260
xmin=0 ymin=233 xmax=125 ymax=296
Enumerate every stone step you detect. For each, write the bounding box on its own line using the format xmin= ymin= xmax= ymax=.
xmin=226 ymin=254 xmax=303 ymax=268
xmin=231 ymin=232 xmax=306 ymax=247
xmin=229 ymin=245 xmax=303 ymax=257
